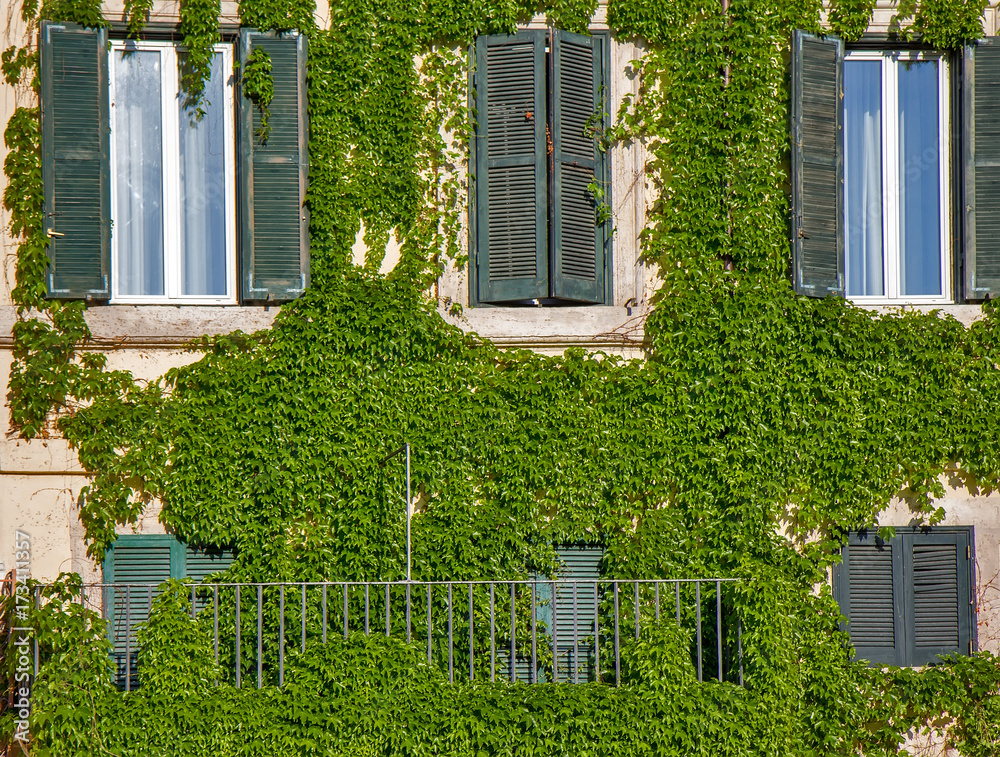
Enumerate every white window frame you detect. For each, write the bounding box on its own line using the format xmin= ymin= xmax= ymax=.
xmin=109 ymin=40 xmax=237 ymax=305
xmin=844 ymin=49 xmax=952 ymax=305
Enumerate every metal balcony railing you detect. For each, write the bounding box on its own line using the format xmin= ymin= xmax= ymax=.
xmin=64 ymin=579 xmax=743 ymax=691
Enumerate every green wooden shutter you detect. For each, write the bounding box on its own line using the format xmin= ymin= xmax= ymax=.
xmin=238 ymin=30 xmax=308 ymax=302
xmin=905 ymin=531 xmax=972 ymax=665
xmin=40 ymin=21 xmax=110 ymax=300
xmin=103 ymin=535 xmax=183 ymax=687
xmin=963 ymin=40 xmax=1000 ymax=300
xmin=837 ymin=534 xmax=904 ymax=665
xmin=790 ymin=30 xmax=843 ymax=297
xmin=553 ymin=545 xmax=602 ymax=681
xmin=184 ymin=545 xmax=235 ymax=582
xmin=550 ymin=31 xmax=608 ymax=304
xmin=474 ymin=32 xmax=547 ymax=304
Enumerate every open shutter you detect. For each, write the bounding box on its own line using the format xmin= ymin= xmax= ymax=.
xmin=963 ymin=40 xmax=1000 ymax=300
xmin=475 ymin=32 xmax=547 ymax=304
xmin=103 ymin=536 xmax=183 ymax=688
xmin=238 ymin=30 xmax=308 ymax=302
xmin=838 ymin=534 xmax=904 ymax=665
xmin=553 ymin=546 xmax=601 ymax=681
xmin=791 ymin=30 xmax=844 ymax=297
xmin=550 ymin=30 xmax=608 ymax=304
xmin=905 ymin=531 xmax=972 ymax=665
xmin=185 ymin=545 xmax=235 ymax=582
xmin=40 ymin=21 xmax=110 ymax=299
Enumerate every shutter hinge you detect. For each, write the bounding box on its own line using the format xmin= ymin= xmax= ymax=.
xmin=968 ymin=545 xmax=971 ymax=559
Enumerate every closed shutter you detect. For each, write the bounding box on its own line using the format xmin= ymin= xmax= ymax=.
xmin=475 ymin=32 xmax=547 ymax=303
xmin=40 ymin=21 xmax=110 ymax=300
xmin=905 ymin=531 xmax=972 ymax=665
xmin=184 ymin=545 xmax=235 ymax=582
xmin=963 ymin=40 xmax=1000 ymax=300
xmin=103 ymin=536 xmax=183 ymax=688
xmin=552 ymin=545 xmax=602 ymax=681
xmin=841 ymin=537 xmax=904 ymax=665
xmin=791 ymin=30 xmax=844 ymax=297
xmin=550 ymin=30 xmax=608 ymax=304
xmin=238 ymin=30 xmax=308 ymax=302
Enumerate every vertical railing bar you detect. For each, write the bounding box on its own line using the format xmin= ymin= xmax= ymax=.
xmin=572 ymin=581 xmax=579 ymax=685
xmin=343 ymin=584 xmax=349 ymax=640
xmin=301 ymin=584 xmax=307 ymax=653
xmin=593 ymin=581 xmax=600 ymax=684
xmin=530 ymin=581 xmax=537 ymax=684
xmin=257 ymin=585 xmax=262 ymax=689
xmin=235 ymin=585 xmax=241 ymax=689
xmin=613 ymin=581 xmax=620 ymax=687
xmin=468 ymin=583 xmax=474 ymax=682
xmin=426 ymin=584 xmax=432 ymax=664
xmin=448 ymin=583 xmax=454 ymax=684
xmin=279 ymin=585 xmax=285 ymax=687
xmin=364 ymin=584 xmax=370 ymax=636
xmin=489 ymin=583 xmax=495 ymax=682
xmin=406 ymin=583 xmax=412 ymax=644
xmin=655 ymin=581 xmax=660 ymax=621
xmin=191 ymin=585 xmax=196 ymax=620
xmin=738 ymin=617 xmax=744 ymax=686
xmin=214 ymin=586 xmax=220 ymax=685
xmin=675 ymin=581 xmax=681 ymax=625
xmin=509 ymin=583 xmax=516 ymax=684
xmin=695 ymin=581 xmax=702 ymax=683
xmin=322 ymin=584 xmax=328 ymax=644
xmin=236 ymin=584 xmax=242 ymax=689
xmin=125 ymin=585 xmax=131 ymax=693
xmin=385 ymin=584 xmax=390 ymax=637
xmin=716 ymin=580 xmax=722 ymax=683
xmin=551 ymin=580 xmax=557 ymax=684
xmin=634 ymin=581 xmax=639 ymax=641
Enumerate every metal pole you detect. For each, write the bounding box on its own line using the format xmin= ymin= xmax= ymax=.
xmin=551 ymin=580 xmax=557 ymax=683
xmin=279 ymin=585 xmax=285 ymax=686
xmin=405 ymin=442 xmax=411 ymax=583
xmin=716 ymin=580 xmax=722 ymax=682
xmin=675 ymin=581 xmax=681 ymax=625
xmin=468 ymin=583 xmax=474 ymax=682
xmin=696 ymin=581 xmax=702 ymax=683
xmin=257 ymin=585 xmax=262 ymax=689
xmin=593 ymin=582 xmax=600 ymax=684
xmin=489 ymin=583 xmax=495 ymax=682
xmin=655 ymin=581 xmax=660 ymax=621
xmin=125 ymin=586 xmax=131 ymax=692
xmin=448 ymin=583 xmax=454 ymax=684
xmin=531 ymin=581 xmax=537 ymax=683
xmin=215 ymin=586 xmax=220 ymax=670
xmin=407 ymin=583 xmax=412 ymax=643
xmin=572 ymin=582 xmax=579 ymax=684
xmin=302 ymin=584 xmax=307 ymax=653
xmin=634 ymin=581 xmax=639 ymax=641
xmin=613 ymin=581 xmax=620 ymax=687
xmin=385 ymin=584 xmax=391 ymax=636
xmin=510 ymin=583 xmax=516 ymax=684
xmin=426 ymin=584 xmax=432 ymax=663
xmin=323 ymin=584 xmax=328 ymax=643
xmin=343 ymin=584 xmax=348 ymax=639
xmin=235 ymin=586 xmax=241 ymax=689
xmin=365 ymin=584 xmax=370 ymax=636
xmin=738 ymin=617 xmax=744 ymax=686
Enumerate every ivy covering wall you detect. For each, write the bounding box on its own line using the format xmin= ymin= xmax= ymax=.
xmin=3 ymin=0 xmax=1000 ymax=752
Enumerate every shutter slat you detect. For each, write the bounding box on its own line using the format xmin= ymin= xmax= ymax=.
xmin=239 ymin=30 xmax=309 ymax=302
xmin=964 ymin=39 xmax=1000 ymax=299
xmin=791 ymin=30 xmax=843 ymax=297
xmin=41 ymin=21 xmax=110 ymax=299
xmin=476 ymin=32 xmax=547 ymax=303
xmin=550 ymin=30 xmax=607 ymax=304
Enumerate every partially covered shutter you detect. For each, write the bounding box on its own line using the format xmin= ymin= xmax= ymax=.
xmin=791 ymin=30 xmax=844 ymax=297
xmin=238 ymin=30 xmax=308 ymax=302
xmin=40 ymin=21 xmax=110 ymax=299
xmin=550 ymin=30 xmax=608 ymax=304
xmin=103 ymin=536 xmax=183 ymax=688
xmin=963 ymin=40 xmax=1000 ymax=300
xmin=185 ymin=545 xmax=235 ymax=582
xmin=837 ymin=535 xmax=904 ymax=665
xmin=475 ymin=32 xmax=547 ymax=303
xmin=553 ymin=545 xmax=602 ymax=681
xmin=905 ymin=531 xmax=972 ymax=665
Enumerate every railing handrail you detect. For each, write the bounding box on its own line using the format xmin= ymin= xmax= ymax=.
xmin=75 ymin=577 xmax=742 ymax=588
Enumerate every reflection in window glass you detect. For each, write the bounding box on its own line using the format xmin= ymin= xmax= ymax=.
xmin=114 ymin=50 xmax=164 ymax=297
xmin=844 ymin=60 xmax=884 ymax=297
xmin=179 ymin=53 xmax=228 ymax=297
xmin=897 ymin=60 xmax=941 ymax=297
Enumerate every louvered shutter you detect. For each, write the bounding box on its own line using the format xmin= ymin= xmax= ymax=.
xmin=791 ymin=30 xmax=844 ymax=297
xmin=238 ymin=30 xmax=308 ymax=302
xmin=905 ymin=531 xmax=972 ymax=665
xmin=837 ymin=535 xmax=905 ymax=665
xmin=40 ymin=21 xmax=110 ymax=299
xmin=553 ymin=545 xmax=601 ymax=681
xmin=185 ymin=545 xmax=235 ymax=582
xmin=475 ymin=32 xmax=547 ymax=303
xmin=963 ymin=40 xmax=1000 ymax=300
xmin=550 ymin=31 xmax=608 ymax=304
xmin=103 ymin=536 xmax=183 ymax=688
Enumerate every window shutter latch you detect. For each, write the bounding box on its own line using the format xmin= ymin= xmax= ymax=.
xmin=46 ymin=228 xmax=65 ymax=238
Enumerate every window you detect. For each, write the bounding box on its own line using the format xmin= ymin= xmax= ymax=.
xmin=833 ymin=528 xmax=974 ymax=666
xmin=103 ymin=535 xmax=235 ymax=687
xmin=110 ymin=41 xmax=236 ymax=303
xmin=40 ymin=22 xmax=309 ymax=304
xmin=790 ymin=31 xmax=1000 ymax=302
xmin=843 ymin=51 xmax=950 ymax=302
xmin=471 ymin=30 xmax=611 ymax=306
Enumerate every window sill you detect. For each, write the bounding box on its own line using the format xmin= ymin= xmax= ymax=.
xmin=852 ymin=302 xmax=987 ymax=327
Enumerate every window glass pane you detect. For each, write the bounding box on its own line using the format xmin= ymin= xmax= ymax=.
xmin=844 ymin=60 xmax=884 ymax=297
xmin=178 ymin=52 xmax=228 ymax=297
xmin=114 ymin=49 xmax=164 ymax=297
xmin=897 ymin=60 xmax=942 ymax=297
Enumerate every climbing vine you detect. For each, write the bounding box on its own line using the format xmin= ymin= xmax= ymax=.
xmin=3 ymin=0 xmax=1000 ymax=754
